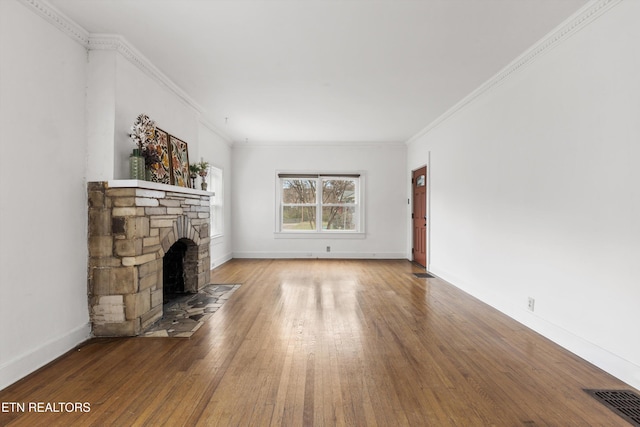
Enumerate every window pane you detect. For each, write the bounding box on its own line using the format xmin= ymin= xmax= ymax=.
xmin=282 ymin=179 xmax=316 ymax=204
xmin=282 ymin=206 xmax=316 ymax=230
xmin=322 ymin=179 xmax=355 ymax=204
xmin=322 ymin=206 xmax=356 ymax=230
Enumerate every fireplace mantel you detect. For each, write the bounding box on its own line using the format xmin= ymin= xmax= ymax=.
xmin=106 ymin=179 xmax=214 ymax=196
xmin=87 ymin=181 xmax=211 ymax=336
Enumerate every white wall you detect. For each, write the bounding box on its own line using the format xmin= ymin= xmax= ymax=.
xmin=199 ymin=123 xmax=233 ymax=267
xmin=0 ymin=0 xmax=91 ymax=390
xmin=232 ymin=143 xmax=407 ymax=258
xmin=407 ymin=0 xmax=640 ymax=389
xmin=86 ymin=47 xmax=201 ymax=181
xmin=86 ymin=50 xmax=117 ymax=181
xmin=113 ymin=54 xmax=200 ymax=179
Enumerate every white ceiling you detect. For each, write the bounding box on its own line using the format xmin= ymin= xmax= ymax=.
xmin=48 ymin=0 xmax=588 ymax=144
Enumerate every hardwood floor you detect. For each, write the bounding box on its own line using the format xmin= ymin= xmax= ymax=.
xmin=0 ymin=259 xmax=634 ymax=426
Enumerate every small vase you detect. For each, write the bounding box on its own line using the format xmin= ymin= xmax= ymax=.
xmin=129 ymin=149 xmax=145 ymax=180
xmin=190 ymin=174 xmax=197 ymax=189
xmin=201 ymin=181 xmax=208 ymax=191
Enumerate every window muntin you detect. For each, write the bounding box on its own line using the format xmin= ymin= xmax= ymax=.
xmin=279 ymin=174 xmax=361 ymax=233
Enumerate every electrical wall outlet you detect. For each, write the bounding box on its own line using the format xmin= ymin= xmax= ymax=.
xmin=326 ymin=246 xmax=331 ymax=252
xmin=527 ymin=297 xmax=535 ymax=312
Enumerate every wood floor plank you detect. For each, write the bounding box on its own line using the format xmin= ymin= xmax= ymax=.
xmin=0 ymin=259 xmax=635 ymax=426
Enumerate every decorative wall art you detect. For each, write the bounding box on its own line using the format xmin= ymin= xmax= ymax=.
xmin=169 ymin=135 xmax=191 ymax=187
xmin=128 ymin=113 xmax=197 ymax=188
xmin=147 ymin=128 xmax=171 ymax=184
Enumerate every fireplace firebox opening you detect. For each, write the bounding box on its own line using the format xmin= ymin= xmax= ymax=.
xmin=163 ymin=238 xmax=198 ymax=303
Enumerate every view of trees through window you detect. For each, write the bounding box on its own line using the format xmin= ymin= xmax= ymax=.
xmin=281 ymin=176 xmax=358 ymax=232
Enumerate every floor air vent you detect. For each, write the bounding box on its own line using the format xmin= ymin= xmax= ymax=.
xmin=414 ymin=272 xmax=434 ymax=278
xmin=584 ymin=389 xmax=640 ymax=426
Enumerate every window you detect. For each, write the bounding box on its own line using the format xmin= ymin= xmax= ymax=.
xmin=278 ymin=173 xmax=363 ymax=234
xmin=208 ymin=166 xmax=223 ymax=238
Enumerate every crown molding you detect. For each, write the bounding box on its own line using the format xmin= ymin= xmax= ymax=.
xmin=233 ymin=140 xmax=407 ymax=149
xmin=20 ymin=0 xmax=89 ymax=47
xmin=89 ymin=35 xmax=203 ymax=116
xmin=406 ymin=0 xmax=623 ymax=146
xmin=20 ymin=0 xmax=233 ymax=145
xmin=93 ymin=33 xmax=234 ymax=144
xmin=90 ymin=34 xmax=234 ymax=145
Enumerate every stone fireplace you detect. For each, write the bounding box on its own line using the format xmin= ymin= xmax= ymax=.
xmin=87 ymin=180 xmax=211 ymax=336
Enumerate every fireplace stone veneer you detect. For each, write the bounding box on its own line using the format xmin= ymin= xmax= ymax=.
xmin=87 ymin=180 xmax=211 ymax=336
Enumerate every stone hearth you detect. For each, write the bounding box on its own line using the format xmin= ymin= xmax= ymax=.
xmin=87 ymin=180 xmax=211 ymax=336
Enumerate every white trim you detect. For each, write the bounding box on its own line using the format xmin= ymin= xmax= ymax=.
xmin=426 ymin=154 xmax=431 ymax=271
xmin=211 ymin=252 xmax=233 ymax=270
xmin=236 ymin=141 xmax=407 ymax=149
xmin=274 ymin=232 xmax=366 ymax=240
xmin=233 ymin=251 xmax=406 ymax=260
xmin=0 ymin=323 xmax=90 ymax=391
xmin=406 ymin=0 xmax=623 ymax=145
xmin=20 ymin=0 xmax=90 ymax=47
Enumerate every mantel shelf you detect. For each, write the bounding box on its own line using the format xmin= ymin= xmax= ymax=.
xmin=105 ymin=180 xmax=214 ymax=196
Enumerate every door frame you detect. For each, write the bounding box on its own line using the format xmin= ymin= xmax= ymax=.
xmin=411 ymin=163 xmax=429 ymax=269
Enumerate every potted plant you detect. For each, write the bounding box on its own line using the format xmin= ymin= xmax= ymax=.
xmin=197 ymin=160 xmax=210 ymax=190
xmin=189 ymin=164 xmax=200 ymax=188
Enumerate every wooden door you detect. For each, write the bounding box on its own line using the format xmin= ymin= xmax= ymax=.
xmin=412 ymin=166 xmax=427 ymax=267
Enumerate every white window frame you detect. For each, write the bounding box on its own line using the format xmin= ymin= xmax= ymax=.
xmin=208 ymin=165 xmax=224 ymax=239
xmin=275 ymin=172 xmax=365 ymax=238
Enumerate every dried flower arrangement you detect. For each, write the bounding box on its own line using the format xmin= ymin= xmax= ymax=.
xmin=129 ymin=114 xmax=156 ymax=151
xmin=129 ymin=113 xmax=162 ymax=170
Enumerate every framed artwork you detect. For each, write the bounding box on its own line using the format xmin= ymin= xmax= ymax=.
xmin=147 ymin=128 xmax=171 ymax=184
xmin=169 ymin=135 xmax=191 ymax=187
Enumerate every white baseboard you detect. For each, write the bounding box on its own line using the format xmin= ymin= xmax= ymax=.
xmin=0 ymin=322 xmax=91 ymax=391
xmin=211 ymin=252 xmax=233 ymax=269
xmin=232 ymin=251 xmax=406 ymax=259
xmin=429 ymin=266 xmax=640 ymax=391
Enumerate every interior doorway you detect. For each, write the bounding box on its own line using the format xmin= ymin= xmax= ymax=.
xmin=412 ymin=166 xmax=427 ymax=268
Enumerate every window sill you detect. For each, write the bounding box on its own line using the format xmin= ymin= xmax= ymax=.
xmin=274 ymin=232 xmax=366 ymax=239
